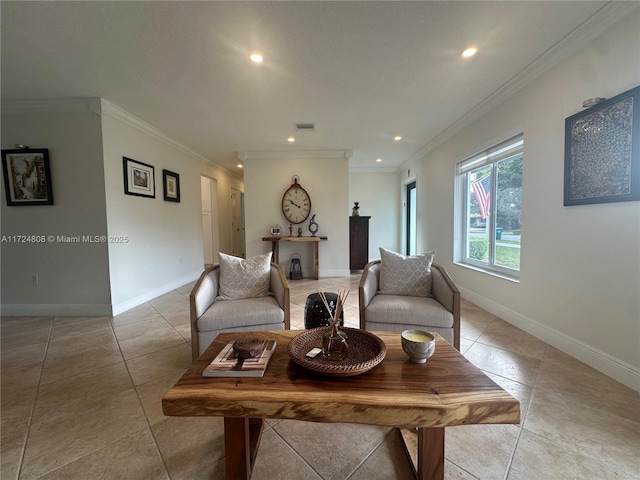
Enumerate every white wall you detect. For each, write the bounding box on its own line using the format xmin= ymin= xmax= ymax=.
xmin=1 ymin=100 xmax=112 ymax=315
xmin=244 ymin=154 xmax=350 ymax=277
xmin=404 ymin=11 xmax=640 ymax=389
xmin=349 ymin=172 xmax=401 ymax=261
xmin=1 ymin=98 xmax=245 ymax=316
xmin=100 ymin=100 xmax=240 ymax=314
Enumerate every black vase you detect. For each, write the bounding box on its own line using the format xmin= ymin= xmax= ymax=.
xmin=304 ymin=292 xmax=345 ymax=329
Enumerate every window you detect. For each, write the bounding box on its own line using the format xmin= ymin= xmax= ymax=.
xmin=455 ymin=134 xmax=523 ymax=280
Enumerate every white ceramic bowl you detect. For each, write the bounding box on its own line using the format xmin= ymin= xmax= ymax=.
xmin=401 ymin=330 xmax=435 ymax=363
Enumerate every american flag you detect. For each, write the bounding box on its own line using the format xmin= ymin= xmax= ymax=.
xmin=471 ymin=174 xmax=491 ymax=219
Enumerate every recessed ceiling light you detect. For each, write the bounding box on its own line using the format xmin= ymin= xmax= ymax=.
xmin=287 ymin=137 xmax=295 ymax=143
xmin=250 ymin=52 xmax=263 ymax=64
xmin=462 ymin=46 xmax=477 ymax=58
xmin=394 ymin=135 xmax=402 ymax=141
xmin=376 ymin=158 xmax=382 ymax=163
xmin=237 ymin=164 xmax=243 ymax=168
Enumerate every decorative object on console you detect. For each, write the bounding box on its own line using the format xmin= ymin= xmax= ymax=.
xmin=352 ymin=201 xmax=360 ymax=216
xmin=308 ymin=214 xmax=319 ymax=236
xmin=2 ymin=148 xmax=53 ymax=206
xmin=270 ymin=225 xmax=282 ymax=236
xmin=297 ymin=226 xmax=302 ymax=237
xmin=123 ymin=156 xmax=155 ymax=198
xmin=564 ymin=85 xmax=640 ymax=206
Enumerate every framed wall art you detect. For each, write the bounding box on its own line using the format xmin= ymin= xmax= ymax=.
xmin=123 ymin=157 xmax=155 ymax=198
xmin=1 ymin=148 xmax=54 ymax=206
xmin=162 ymin=169 xmax=180 ymax=202
xmin=564 ymin=85 xmax=640 ymax=206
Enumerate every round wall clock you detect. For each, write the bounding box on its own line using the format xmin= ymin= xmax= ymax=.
xmin=282 ymin=176 xmax=311 ymax=224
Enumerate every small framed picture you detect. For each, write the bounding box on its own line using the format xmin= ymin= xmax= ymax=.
xmin=1 ymin=148 xmax=54 ymax=206
xmin=123 ymin=157 xmax=155 ymax=198
xmin=163 ymin=169 xmax=180 ymax=202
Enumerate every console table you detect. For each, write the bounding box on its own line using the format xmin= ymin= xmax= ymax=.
xmin=262 ymin=236 xmax=328 ymax=280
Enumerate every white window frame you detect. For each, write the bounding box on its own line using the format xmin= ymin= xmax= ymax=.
xmin=454 ymin=133 xmax=523 ymax=282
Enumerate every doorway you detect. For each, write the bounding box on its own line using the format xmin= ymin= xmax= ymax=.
xmin=201 ymin=176 xmax=220 ymax=267
xmin=405 ymin=180 xmax=417 ymax=255
xmin=230 ymin=187 xmax=245 ymax=258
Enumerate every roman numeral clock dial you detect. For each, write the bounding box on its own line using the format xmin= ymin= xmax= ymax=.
xmin=282 ymin=176 xmax=311 ymax=225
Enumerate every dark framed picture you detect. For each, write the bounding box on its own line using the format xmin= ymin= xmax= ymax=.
xmin=1 ymin=148 xmax=54 ymax=206
xmin=123 ymin=157 xmax=155 ymax=198
xmin=564 ymin=85 xmax=640 ymax=206
xmin=163 ymin=169 xmax=180 ymax=202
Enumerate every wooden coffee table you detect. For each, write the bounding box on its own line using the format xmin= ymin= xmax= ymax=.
xmin=162 ymin=330 xmax=519 ymax=480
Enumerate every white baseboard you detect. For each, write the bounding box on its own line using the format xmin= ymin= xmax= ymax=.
xmin=111 ymin=272 xmax=200 ymax=316
xmin=1 ymin=273 xmax=200 ymax=318
xmin=318 ymin=269 xmax=352 ymax=278
xmin=460 ymin=287 xmax=640 ymax=392
xmin=1 ymin=304 xmax=113 ymax=317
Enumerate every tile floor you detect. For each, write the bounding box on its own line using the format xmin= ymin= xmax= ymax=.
xmin=1 ymin=274 xmax=638 ymax=479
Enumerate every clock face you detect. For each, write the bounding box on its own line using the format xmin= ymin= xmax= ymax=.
xmin=282 ymin=183 xmax=311 ymax=224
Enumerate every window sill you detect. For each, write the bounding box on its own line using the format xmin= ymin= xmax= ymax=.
xmin=454 ymin=261 xmax=520 ymax=283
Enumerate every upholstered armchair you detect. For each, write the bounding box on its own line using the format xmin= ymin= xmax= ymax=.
xmin=359 ymin=252 xmax=460 ymax=350
xmin=190 ymin=254 xmax=290 ymax=360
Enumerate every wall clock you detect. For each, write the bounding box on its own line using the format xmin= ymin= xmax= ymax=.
xmin=282 ymin=175 xmax=311 ymax=224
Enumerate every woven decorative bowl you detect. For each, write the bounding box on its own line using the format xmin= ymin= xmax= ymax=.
xmin=288 ymin=327 xmax=386 ymax=377
xmin=232 ymin=338 xmax=266 ymax=359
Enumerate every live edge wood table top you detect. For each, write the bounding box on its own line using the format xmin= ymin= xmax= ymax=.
xmin=162 ymin=330 xmax=520 ymax=480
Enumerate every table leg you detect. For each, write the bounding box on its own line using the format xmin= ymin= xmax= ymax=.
xmin=271 ymin=241 xmax=279 ymax=264
xmin=224 ymin=417 xmax=264 ymax=480
xmin=313 ymin=242 xmax=319 ymax=280
xmin=417 ymin=427 xmax=444 ymax=480
xmin=399 ymin=427 xmax=445 ymax=480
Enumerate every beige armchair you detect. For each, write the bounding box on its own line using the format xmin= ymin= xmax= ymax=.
xmin=359 ymin=260 xmax=460 ymax=350
xmin=190 ymin=263 xmax=290 ymax=360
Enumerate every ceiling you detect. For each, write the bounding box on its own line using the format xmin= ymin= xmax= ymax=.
xmin=1 ymin=1 xmax=611 ymax=177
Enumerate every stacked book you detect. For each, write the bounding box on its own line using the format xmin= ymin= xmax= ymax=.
xmin=202 ymin=339 xmax=277 ymax=377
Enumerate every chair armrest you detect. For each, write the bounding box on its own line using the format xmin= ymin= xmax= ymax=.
xmin=358 ymin=260 xmax=381 ymax=328
xmin=431 ymin=263 xmax=460 ymax=350
xmin=269 ymin=262 xmax=291 ymax=329
xmin=190 ymin=265 xmax=220 ymax=360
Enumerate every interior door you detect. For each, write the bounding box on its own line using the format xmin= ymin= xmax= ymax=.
xmin=201 ymin=176 xmax=219 ymax=266
xmin=230 ymin=187 xmax=245 ymax=257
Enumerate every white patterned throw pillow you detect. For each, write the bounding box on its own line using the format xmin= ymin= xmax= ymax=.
xmin=379 ymin=247 xmax=435 ymax=297
xmin=217 ymin=251 xmax=272 ymax=300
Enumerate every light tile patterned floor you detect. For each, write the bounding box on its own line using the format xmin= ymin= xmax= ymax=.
xmin=1 ymin=274 xmax=638 ymax=479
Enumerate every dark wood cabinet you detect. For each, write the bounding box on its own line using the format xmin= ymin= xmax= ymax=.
xmin=349 ymin=216 xmax=371 ymax=271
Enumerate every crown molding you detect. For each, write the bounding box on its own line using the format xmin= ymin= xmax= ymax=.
xmin=99 ymin=99 xmax=240 ymax=179
xmin=1 ymin=97 xmax=102 ymax=114
xmin=1 ymin=97 xmax=241 ymax=179
xmin=239 ymin=149 xmax=353 ymax=161
xmin=402 ymin=1 xmax=637 ymax=169
xmin=349 ymin=166 xmax=399 ymax=174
